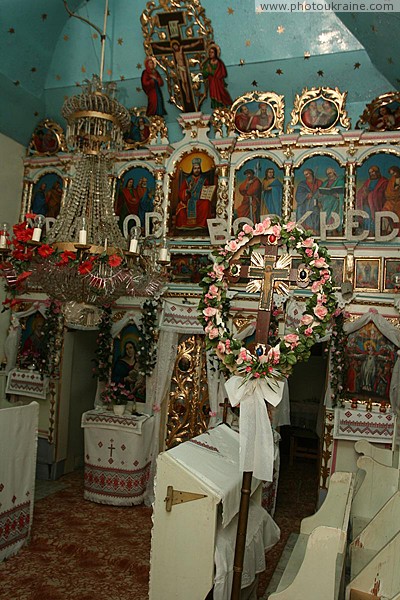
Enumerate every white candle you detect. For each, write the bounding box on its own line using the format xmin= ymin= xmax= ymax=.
xmin=0 ymin=235 xmax=7 ymax=249
xmin=32 ymin=227 xmax=42 ymax=242
xmin=129 ymin=239 xmax=138 ymax=253
xmin=104 ymin=238 xmax=108 ymax=252
xmin=79 ymin=229 xmax=87 ymax=245
xmin=159 ymin=248 xmax=169 ymax=262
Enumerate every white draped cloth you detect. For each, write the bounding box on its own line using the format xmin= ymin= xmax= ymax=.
xmin=0 ymin=402 xmax=39 ymax=561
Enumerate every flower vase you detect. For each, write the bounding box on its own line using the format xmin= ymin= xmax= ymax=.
xmin=113 ymin=404 xmax=126 ymax=416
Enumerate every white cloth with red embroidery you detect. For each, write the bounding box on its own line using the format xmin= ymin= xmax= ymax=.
xmin=225 ymin=376 xmax=285 ymax=482
xmin=0 ymin=402 xmax=39 ymax=561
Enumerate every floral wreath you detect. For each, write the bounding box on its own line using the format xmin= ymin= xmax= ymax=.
xmin=199 ymin=217 xmax=337 ymax=383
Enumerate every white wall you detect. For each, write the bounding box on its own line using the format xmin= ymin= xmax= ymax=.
xmin=0 ymin=133 xmax=25 ymax=360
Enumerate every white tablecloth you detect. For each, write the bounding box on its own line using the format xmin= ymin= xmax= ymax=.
xmin=81 ymin=410 xmax=155 ymax=506
xmin=0 ymin=402 xmax=39 ymax=561
xmin=168 ymin=425 xmax=261 ymax=528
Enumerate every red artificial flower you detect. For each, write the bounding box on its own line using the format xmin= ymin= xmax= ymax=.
xmin=2 ymin=297 xmax=22 ymax=309
xmin=108 ymin=254 xmax=122 ymax=267
xmin=15 ymin=271 xmax=32 ymax=286
xmin=37 ymin=244 xmax=54 ymax=258
xmin=56 ymin=250 xmax=77 ymax=265
xmin=25 ymin=213 xmax=36 ymax=220
xmin=78 ymin=260 xmax=94 ymax=275
xmin=13 ymin=222 xmax=33 ymax=242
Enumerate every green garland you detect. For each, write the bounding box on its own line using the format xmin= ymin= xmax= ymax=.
xmin=327 ymin=308 xmax=349 ymax=407
xmin=42 ymin=299 xmax=63 ymax=378
xmin=136 ymin=298 xmax=160 ymax=377
xmin=93 ymin=305 xmax=113 ymax=382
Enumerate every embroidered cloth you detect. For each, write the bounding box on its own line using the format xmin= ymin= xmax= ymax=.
xmin=334 ymin=405 xmax=396 ymax=443
xmin=6 ymin=369 xmax=48 ymax=400
xmin=0 ymin=402 xmax=39 ymax=561
xmin=82 ymin=411 xmax=155 ymax=506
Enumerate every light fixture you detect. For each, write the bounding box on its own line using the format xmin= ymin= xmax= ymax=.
xmin=1 ymin=0 xmax=169 ymax=307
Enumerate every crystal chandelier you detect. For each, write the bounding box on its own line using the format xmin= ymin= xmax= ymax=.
xmin=0 ymin=1 xmax=169 ymax=307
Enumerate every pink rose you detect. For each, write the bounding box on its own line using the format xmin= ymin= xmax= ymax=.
xmin=312 ymin=257 xmax=328 ymax=268
xmin=225 ymin=339 xmax=231 ymax=350
xmin=267 ymin=344 xmax=281 ymax=364
xmin=209 ymin=284 xmax=219 ymax=297
xmin=262 ymin=217 xmax=271 ymax=229
xmin=238 ymin=231 xmax=245 ymax=239
xmin=243 ymin=224 xmax=253 ymax=234
xmin=305 ymin=248 xmax=313 ymax=257
xmin=302 ymin=237 xmax=315 ymax=248
xmin=285 ymin=221 xmax=296 ymax=232
xmin=271 ymin=224 xmax=281 ymax=237
xmin=317 ymin=293 xmax=327 ymax=304
xmin=217 ymin=341 xmax=226 ymax=354
xmin=311 ymin=280 xmax=323 ymax=293
xmin=300 ymin=314 xmax=314 ymax=325
xmin=208 ymin=327 xmax=219 ymax=339
xmin=320 ymin=269 xmax=330 ymax=281
xmin=284 ymin=333 xmax=300 ymax=349
xmin=203 ymin=306 xmax=217 ymax=317
xmin=314 ymin=305 xmax=328 ymax=320
xmin=226 ymin=240 xmax=239 ymax=252
xmin=213 ymin=264 xmax=225 ymax=280
xmin=254 ymin=222 xmax=266 ymax=235
xmin=304 ymin=327 xmax=313 ymax=336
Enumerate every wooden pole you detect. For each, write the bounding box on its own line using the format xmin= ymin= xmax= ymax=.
xmin=230 ymin=470 xmax=253 ymax=600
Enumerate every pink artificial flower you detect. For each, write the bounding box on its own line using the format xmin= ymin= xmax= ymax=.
xmin=314 ymin=304 xmax=328 ymax=320
xmin=312 ymin=257 xmax=328 ymax=269
xmin=203 ymin=306 xmax=217 ymax=318
xmin=254 ymin=372 xmax=260 ymax=378
xmin=302 ymin=237 xmax=314 ymax=248
xmin=304 ymin=327 xmax=313 ymax=336
xmin=208 ymin=284 xmax=219 ymax=297
xmin=208 ymin=327 xmax=219 ymax=339
xmin=226 ymin=240 xmax=239 ymax=252
xmin=284 ymin=333 xmax=300 ymax=349
xmin=243 ymin=224 xmax=253 ymax=234
xmin=152 ymin=404 xmax=161 ymax=413
xmin=267 ymin=344 xmax=281 ymax=364
xmin=237 ymin=231 xmax=245 ymax=239
xmin=245 ymin=366 xmax=252 ymax=373
xmin=225 ymin=339 xmax=231 ymax=350
xmin=305 ymin=248 xmax=313 ymax=257
xmin=213 ymin=264 xmax=225 ymax=280
xmin=317 ymin=293 xmax=327 ymax=304
xmin=300 ymin=314 xmax=314 ymax=326
xmin=285 ymin=221 xmax=296 ymax=232
xmin=320 ymin=269 xmax=331 ymax=281
xmin=271 ymin=224 xmax=281 ymax=237
xmin=254 ymin=222 xmax=266 ymax=235
xmin=311 ymin=280 xmax=324 ymax=293
xmin=209 ymin=410 xmax=217 ymax=417
xmin=262 ymin=217 xmax=272 ymax=229
xmin=217 ymin=341 xmax=226 ymax=354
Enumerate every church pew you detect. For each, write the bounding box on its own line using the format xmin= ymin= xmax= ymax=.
xmin=350 ymin=455 xmax=400 ymax=538
xmin=354 ymin=440 xmax=398 ymax=468
xmin=346 ymin=530 xmax=400 ymax=600
xmin=349 ymin=491 xmax=400 ymax=580
xmin=269 ymin=471 xmax=354 ymax=600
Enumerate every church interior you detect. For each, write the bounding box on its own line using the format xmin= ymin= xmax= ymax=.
xmin=1 ymin=1 xmax=400 ymax=599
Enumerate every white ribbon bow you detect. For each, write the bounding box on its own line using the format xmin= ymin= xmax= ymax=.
xmin=225 ymin=375 xmax=285 ymax=482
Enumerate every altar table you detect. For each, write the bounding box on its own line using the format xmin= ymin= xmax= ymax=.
xmin=0 ymin=402 xmax=39 ymax=561
xmin=81 ymin=409 xmax=155 ymax=506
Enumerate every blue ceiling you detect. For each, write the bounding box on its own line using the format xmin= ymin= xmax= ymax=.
xmin=0 ymin=0 xmax=398 ymax=145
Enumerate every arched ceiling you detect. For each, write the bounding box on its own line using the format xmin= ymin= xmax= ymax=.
xmin=0 ymin=0 xmax=398 ymax=146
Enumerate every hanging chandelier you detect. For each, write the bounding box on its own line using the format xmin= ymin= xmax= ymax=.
xmin=0 ymin=1 xmax=170 ymax=307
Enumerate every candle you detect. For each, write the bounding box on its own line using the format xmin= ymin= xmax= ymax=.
xmin=104 ymin=238 xmax=108 ymax=252
xmin=129 ymin=238 xmax=138 ymax=253
xmin=0 ymin=235 xmax=7 ymax=249
xmin=32 ymin=227 xmax=42 ymax=242
xmin=79 ymin=229 xmax=87 ymax=245
xmin=159 ymin=247 xmax=169 ymax=262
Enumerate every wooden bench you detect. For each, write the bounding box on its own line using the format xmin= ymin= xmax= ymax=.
xmin=269 ymin=471 xmax=354 ymax=600
xmin=350 ymin=454 xmax=400 ymax=539
xmin=347 ymin=491 xmax=400 ymax=600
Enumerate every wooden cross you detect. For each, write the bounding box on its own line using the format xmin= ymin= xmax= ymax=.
xmin=108 ymin=440 xmax=115 ymax=459
xmin=151 ymin=11 xmax=205 ymax=112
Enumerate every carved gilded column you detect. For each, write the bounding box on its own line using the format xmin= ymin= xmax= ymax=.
xmin=154 ymin=167 xmax=166 ymax=237
xmin=282 ymin=162 xmax=294 ymax=221
xmin=320 ymin=408 xmax=335 ymax=490
xmin=216 ymin=163 xmax=229 ymax=224
xmin=21 ymin=179 xmax=32 ymax=220
xmin=345 ymin=160 xmax=357 ymax=231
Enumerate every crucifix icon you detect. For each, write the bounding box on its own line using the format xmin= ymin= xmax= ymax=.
xmin=228 ymin=240 xmax=302 ymax=345
xmin=108 ymin=440 xmax=115 ymax=459
xmin=151 ymin=11 xmax=205 ymax=112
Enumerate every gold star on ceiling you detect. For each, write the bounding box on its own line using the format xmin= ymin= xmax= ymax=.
xmin=276 ymin=68 xmax=283 ymax=75
xmin=304 ymin=51 xmax=310 ymax=60
xmin=92 ymin=33 xmax=98 ymax=39
xmin=41 ymin=14 xmax=47 ymax=21
xmin=31 ymin=67 xmax=37 ymax=72
xmin=13 ymin=80 xmax=20 ymax=86
xmin=388 ymin=57 xmax=394 ymax=64
xmin=245 ymin=40 xmax=251 ymax=47
xmin=354 ymin=62 xmax=361 ymax=69
xmin=277 ymin=25 xmax=285 ymax=34
xmin=55 ymin=75 xmax=61 ymax=81
xmin=34 ymin=111 xmax=39 ymax=117
xmin=239 ymin=59 xmax=245 ymax=66
xmin=120 ymin=75 xmax=125 ymax=81
xmin=371 ymin=24 xmax=377 ymax=32
xmin=63 ymin=35 xmax=69 ymax=41
xmin=317 ymin=70 xmax=324 ymax=77
xmin=107 ymin=69 xmax=112 ymax=76
xmin=8 ymin=28 xmax=15 ymax=34
xmin=251 ymin=80 xmax=258 ymax=87
xmin=136 ymin=63 xmax=142 ymax=70
xmin=118 ymin=38 xmax=123 ymax=45
xmin=81 ymin=65 xmax=86 ymax=73
xmin=228 ymin=7 xmax=234 ymax=14
xmin=136 ymin=86 xmax=142 ymax=93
